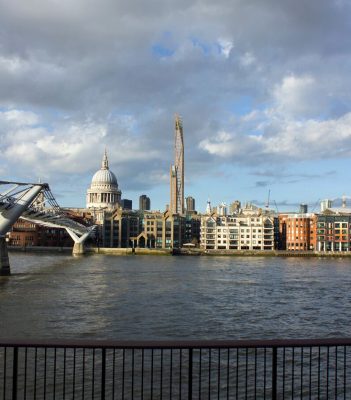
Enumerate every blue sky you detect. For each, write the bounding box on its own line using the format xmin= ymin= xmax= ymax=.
xmin=1 ymin=0 xmax=351 ymax=212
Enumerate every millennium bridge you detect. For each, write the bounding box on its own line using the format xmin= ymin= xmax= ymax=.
xmin=0 ymin=180 xmax=95 ymax=275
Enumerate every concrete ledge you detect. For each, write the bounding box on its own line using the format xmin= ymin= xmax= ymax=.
xmin=87 ymin=248 xmax=172 ymax=256
xmin=87 ymin=247 xmax=132 ymax=255
xmin=8 ymin=246 xmax=72 ymax=254
xmin=134 ymin=248 xmax=172 ymax=256
xmin=178 ymin=249 xmax=351 ymax=257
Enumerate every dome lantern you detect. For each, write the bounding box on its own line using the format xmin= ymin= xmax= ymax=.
xmin=102 ymin=148 xmax=109 ymax=170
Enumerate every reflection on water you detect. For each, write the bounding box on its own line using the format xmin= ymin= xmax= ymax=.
xmin=1 ymin=254 xmax=351 ymax=340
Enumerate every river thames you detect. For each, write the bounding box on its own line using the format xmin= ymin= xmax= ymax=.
xmin=1 ymin=253 xmax=351 ymax=340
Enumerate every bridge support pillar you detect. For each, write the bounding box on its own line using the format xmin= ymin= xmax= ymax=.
xmin=73 ymin=242 xmax=85 ymax=255
xmin=0 ymin=237 xmax=10 ymax=276
xmin=66 ymin=229 xmax=91 ymax=256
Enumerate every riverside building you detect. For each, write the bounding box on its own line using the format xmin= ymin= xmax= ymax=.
xmin=278 ymin=213 xmax=317 ymax=251
xmin=317 ymin=208 xmax=351 ymax=252
xmin=102 ymin=209 xmax=199 ymax=249
xmin=277 ymin=200 xmax=351 ymax=252
xmin=7 ymin=220 xmax=73 ymax=247
xmin=200 ymin=203 xmax=276 ymax=250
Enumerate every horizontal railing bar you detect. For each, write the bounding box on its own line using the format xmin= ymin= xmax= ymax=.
xmin=1 ymin=338 xmax=351 ymax=349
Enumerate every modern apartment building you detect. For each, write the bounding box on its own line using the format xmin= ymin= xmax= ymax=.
xmin=317 ymin=210 xmax=351 ymax=252
xmin=200 ymin=211 xmax=276 ymax=250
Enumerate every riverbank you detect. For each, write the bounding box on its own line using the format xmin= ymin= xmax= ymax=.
xmin=87 ymin=247 xmax=172 ymax=256
xmin=176 ymin=248 xmax=351 ymax=257
xmin=7 ymin=245 xmax=351 ymax=257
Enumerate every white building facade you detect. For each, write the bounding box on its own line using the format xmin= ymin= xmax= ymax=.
xmin=200 ymin=212 xmax=276 ymax=250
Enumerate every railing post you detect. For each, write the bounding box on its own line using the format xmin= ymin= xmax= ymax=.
xmin=188 ymin=348 xmax=193 ymax=400
xmin=272 ymin=347 xmax=277 ymax=400
xmin=101 ymin=348 xmax=106 ymax=400
xmin=12 ymin=347 xmax=18 ymax=400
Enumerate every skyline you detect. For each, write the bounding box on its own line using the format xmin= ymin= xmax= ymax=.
xmin=1 ymin=0 xmax=351 ymax=211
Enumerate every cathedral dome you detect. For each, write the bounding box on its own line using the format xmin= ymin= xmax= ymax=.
xmin=86 ymin=150 xmax=122 ymax=213
xmin=90 ymin=150 xmax=118 ymax=188
xmin=91 ymin=168 xmax=117 ymax=186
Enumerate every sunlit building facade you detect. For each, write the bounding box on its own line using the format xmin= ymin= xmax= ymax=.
xmin=200 ymin=212 xmax=276 ymax=250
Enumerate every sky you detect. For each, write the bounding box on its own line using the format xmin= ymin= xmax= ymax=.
xmin=1 ymin=0 xmax=351 ymax=212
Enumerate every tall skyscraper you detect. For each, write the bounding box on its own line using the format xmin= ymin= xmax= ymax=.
xmin=170 ymin=114 xmax=184 ymax=214
xmin=139 ymin=194 xmax=151 ymax=211
xmin=186 ymin=196 xmax=195 ymax=212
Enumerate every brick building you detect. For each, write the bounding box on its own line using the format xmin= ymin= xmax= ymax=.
xmin=278 ymin=214 xmax=317 ymax=251
xmin=8 ymin=219 xmax=73 ymax=247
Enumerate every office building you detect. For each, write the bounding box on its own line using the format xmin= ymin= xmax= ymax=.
xmin=139 ymin=195 xmax=151 ymax=211
xmin=121 ymin=199 xmax=132 ymax=210
xmin=186 ymin=196 xmax=195 ymax=212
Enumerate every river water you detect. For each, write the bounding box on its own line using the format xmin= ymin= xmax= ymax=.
xmin=1 ymin=253 xmax=351 ymax=340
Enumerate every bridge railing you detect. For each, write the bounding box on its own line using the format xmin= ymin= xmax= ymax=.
xmin=1 ymin=338 xmax=351 ymax=399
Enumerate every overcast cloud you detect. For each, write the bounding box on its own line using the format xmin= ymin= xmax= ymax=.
xmin=1 ymin=0 xmax=351 ymax=208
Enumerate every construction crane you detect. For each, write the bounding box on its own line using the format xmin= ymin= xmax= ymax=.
xmin=273 ymin=199 xmax=279 ymax=213
xmin=265 ymin=189 xmax=271 ymax=209
xmin=327 ymin=195 xmax=351 ymax=208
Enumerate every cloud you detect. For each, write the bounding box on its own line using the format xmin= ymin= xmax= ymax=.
xmin=199 ymin=105 xmax=351 ymax=163
xmin=255 ymin=181 xmax=270 ymax=188
xmin=272 ymin=75 xmax=325 ymax=118
xmin=217 ymin=38 xmax=234 ymax=58
xmin=1 ymin=0 xmax=351 ymax=207
xmin=0 ymin=109 xmax=163 ymax=187
xmin=251 ymin=170 xmax=337 ymax=189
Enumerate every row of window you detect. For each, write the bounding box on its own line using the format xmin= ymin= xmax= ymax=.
xmin=206 ymin=240 xmax=264 ymax=245
xmin=318 ymin=222 xmax=349 ymax=228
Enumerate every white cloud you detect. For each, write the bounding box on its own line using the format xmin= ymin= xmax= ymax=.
xmin=0 ymin=109 xmax=162 ymax=183
xmin=199 ymin=111 xmax=351 ymax=162
xmin=272 ymin=75 xmax=327 ymax=118
xmin=1 ymin=0 xmax=351 ymax=205
xmin=1 ymin=109 xmax=39 ymax=126
xmin=217 ymin=38 xmax=234 ymax=58
xmin=0 ymin=56 xmax=27 ymax=73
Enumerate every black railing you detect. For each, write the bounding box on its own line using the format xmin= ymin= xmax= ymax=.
xmin=1 ymin=338 xmax=351 ymax=399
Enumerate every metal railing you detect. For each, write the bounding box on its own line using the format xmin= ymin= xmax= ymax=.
xmin=1 ymin=338 xmax=351 ymax=399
